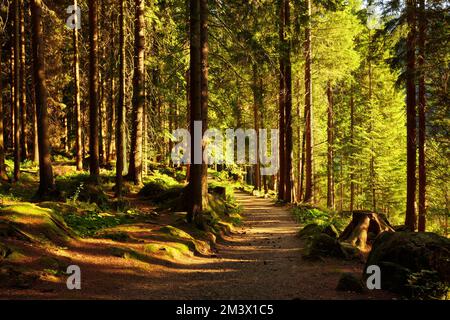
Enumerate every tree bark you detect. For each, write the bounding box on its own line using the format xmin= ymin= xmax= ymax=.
xmin=278 ymin=0 xmax=286 ymax=201
xmin=19 ymin=0 xmax=27 ymax=161
xmin=127 ymin=0 xmax=145 ymax=185
xmin=13 ymin=0 xmax=21 ymax=182
xmin=349 ymin=89 xmax=355 ymax=212
xmin=115 ymin=0 xmax=125 ymax=197
xmin=303 ymin=0 xmax=313 ymax=203
xmin=186 ymin=0 xmax=208 ymax=222
xmin=326 ymin=80 xmax=334 ymax=209
xmin=284 ymin=0 xmax=293 ymax=203
xmin=0 ymin=27 xmax=7 ymax=181
xmin=31 ymin=0 xmax=55 ymax=197
xmin=73 ymin=0 xmax=82 ymax=171
xmin=405 ymin=0 xmax=417 ymax=231
xmin=417 ymin=0 xmax=427 ymax=232
xmin=88 ymin=0 xmax=100 ymax=183
xmin=252 ymin=64 xmax=261 ymax=191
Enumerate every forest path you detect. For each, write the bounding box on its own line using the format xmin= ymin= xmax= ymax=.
xmin=0 ymin=191 xmax=395 ymax=299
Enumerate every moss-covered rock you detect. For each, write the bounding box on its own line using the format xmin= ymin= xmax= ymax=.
xmin=298 ymin=224 xmax=323 ymax=240
xmin=0 ymin=203 xmax=74 ymax=245
xmin=303 ymin=233 xmax=347 ymax=260
xmin=364 ymin=231 xmax=450 ymax=298
xmin=336 ymin=273 xmax=365 ymax=293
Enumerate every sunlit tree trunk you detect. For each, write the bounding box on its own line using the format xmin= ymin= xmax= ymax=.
xmin=0 ymin=27 xmax=7 ymax=181
xmin=88 ymin=0 xmax=100 ymax=183
xmin=417 ymin=0 xmax=427 ymax=232
xmin=326 ymin=80 xmax=334 ymax=209
xmin=284 ymin=0 xmax=293 ymax=203
xmin=127 ymin=0 xmax=145 ymax=185
xmin=73 ymin=0 xmax=82 ymax=171
xmin=19 ymin=0 xmax=27 ymax=161
xmin=303 ymin=0 xmax=313 ymax=203
xmin=278 ymin=0 xmax=286 ymax=201
xmin=115 ymin=0 xmax=126 ymax=197
xmin=13 ymin=0 xmax=21 ymax=182
xmin=405 ymin=0 xmax=417 ymax=231
xmin=31 ymin=0 xmax=55 ymax=196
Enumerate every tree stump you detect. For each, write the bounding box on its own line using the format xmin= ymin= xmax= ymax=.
xmin=339 ymin=211 xmax=395 ymax=251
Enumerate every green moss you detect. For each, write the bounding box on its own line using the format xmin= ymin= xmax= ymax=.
xmin=0 ymin=203 xmax=73 ymax=245
xmin=143 ymin=242 xmax=191 ymax=259
xmin=157 ymin=226 xmax=193 ymax=240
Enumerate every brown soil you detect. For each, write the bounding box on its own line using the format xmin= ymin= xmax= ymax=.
xmin=0 ymin=191 xmax=397 ymax=300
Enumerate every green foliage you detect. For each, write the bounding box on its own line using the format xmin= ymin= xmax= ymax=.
xmin=63 ymin=211 xmax=128 ymax=238
xmin=406 ymin=270 xmax=449 ymax=300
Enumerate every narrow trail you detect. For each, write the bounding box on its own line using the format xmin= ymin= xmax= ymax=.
xmin=0 ymin=191 xmax=395 ymax=299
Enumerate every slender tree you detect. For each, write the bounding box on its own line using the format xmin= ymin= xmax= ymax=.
xmin=19 ymin=0 xmax=27 ymax=161
xmin=13 ymin=0 xmax=20 ymax=181
xmin=116 ymin=0 xmax=126 ymax=197
xmin=303 ymin=0 xmax=313 ymax=203
xmin=405 ymin=0 xmax=417 ymax=231
xmin=127 ymin=0 xmax=145 ymax=185
xmin=278 ymin=0 xmax=286 ymax=201
xmin=0 ymin=24 xmax=7 ymax=181
xmin=284 ymin=0 xmax=293 ymax=202
xmin=417 ymin=0 xmax=427 ymax=231
xmin=88 ymin=0 xmax=100 ymax=182
xmin=186 ymin=0 xmax=208 ymax=222
xmin=73 ymin=0 xmax=82 ymax=171
xmin=326 ymin=80 xmax=334 ymax=209
xmin=31 ymin=0 xmax=55 ymax=196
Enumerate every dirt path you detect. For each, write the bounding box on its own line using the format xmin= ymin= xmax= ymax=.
xmin=0 ymin=191 xmax=396 ymax=300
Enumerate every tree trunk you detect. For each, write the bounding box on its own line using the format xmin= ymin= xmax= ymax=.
xmin=339 ymin=211 xmax=395 ymax=251
xmin=284 ymin=0 xmax=293 ymax=203
xmin=13 ymin=0 xmax=21 ymax=182
xmin=73 ymin=0 xmax=82 ymax=171
xmin=186 ymin=0 xmax=207 ymax=222
xmin=31 ymin=0 xmax=55 ymax=197
xmin=127 ymin=0 xmax=145 ymax=185
xmin=349 ymin=89 xmax=355 ymax=212
xmin=278 ymin=0 xmax=286 ymax=201
xmin=417 ymin=0 xmax=427 ymax=232
xmin=303 ymin=0 xmax=313 ymax=203
xmin=19 ymin=0 xmax=27 ymax=161
xmin=252 ymin=64 xmax=261 ymax=191
xmin=0 ymin=28 xmax=7 ymax=181
xmin=326 ymin=80 xmax=334 ymax=209
xmin=88 ymin=0 xmax=100 ymax=183
xmin=200 ymin=0 xmax=209 ymax=213
xmin=115 ymin=0 xmax=126 ymax=197
xmin=405 ymin=0 xmax=417 ymax=231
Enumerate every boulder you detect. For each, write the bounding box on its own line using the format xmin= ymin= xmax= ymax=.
xmin=303 ymin=233 xmax=347 ymax=260
xmin=364 ymin=231 xmax=450 ymax=297
xmin=336 ymin=273 xmax=365 ymax=293
xmin=298 ymin=223 xmax=323 ymax=240
xmin=322 ymin=224 xmax=340 ymax=239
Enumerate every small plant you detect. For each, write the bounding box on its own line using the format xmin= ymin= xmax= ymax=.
xmin=406 ymin=270 xmax=449 ymax=300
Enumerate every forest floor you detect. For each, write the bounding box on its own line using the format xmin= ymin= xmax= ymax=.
xmin=0 ymin=188 xmax=397 ymax=300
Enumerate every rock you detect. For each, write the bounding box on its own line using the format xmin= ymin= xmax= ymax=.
xmin=336 ymin=273 xmax=365 ymax=293
xmin=364 ymin=231 xmax=450 ymax=296
xmin=298 ymin=224 xmax=323 ymax=240
xmin=340 ymin=242 xmax=363 ymax=261
xmin=322 ymin=225 xmax=340 ymax=239
xmin=303 ymin=233 xmax=346 ymax=260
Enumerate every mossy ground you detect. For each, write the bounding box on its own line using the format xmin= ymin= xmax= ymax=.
xmin=0 ymin=163 xmax=244 ymax=289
